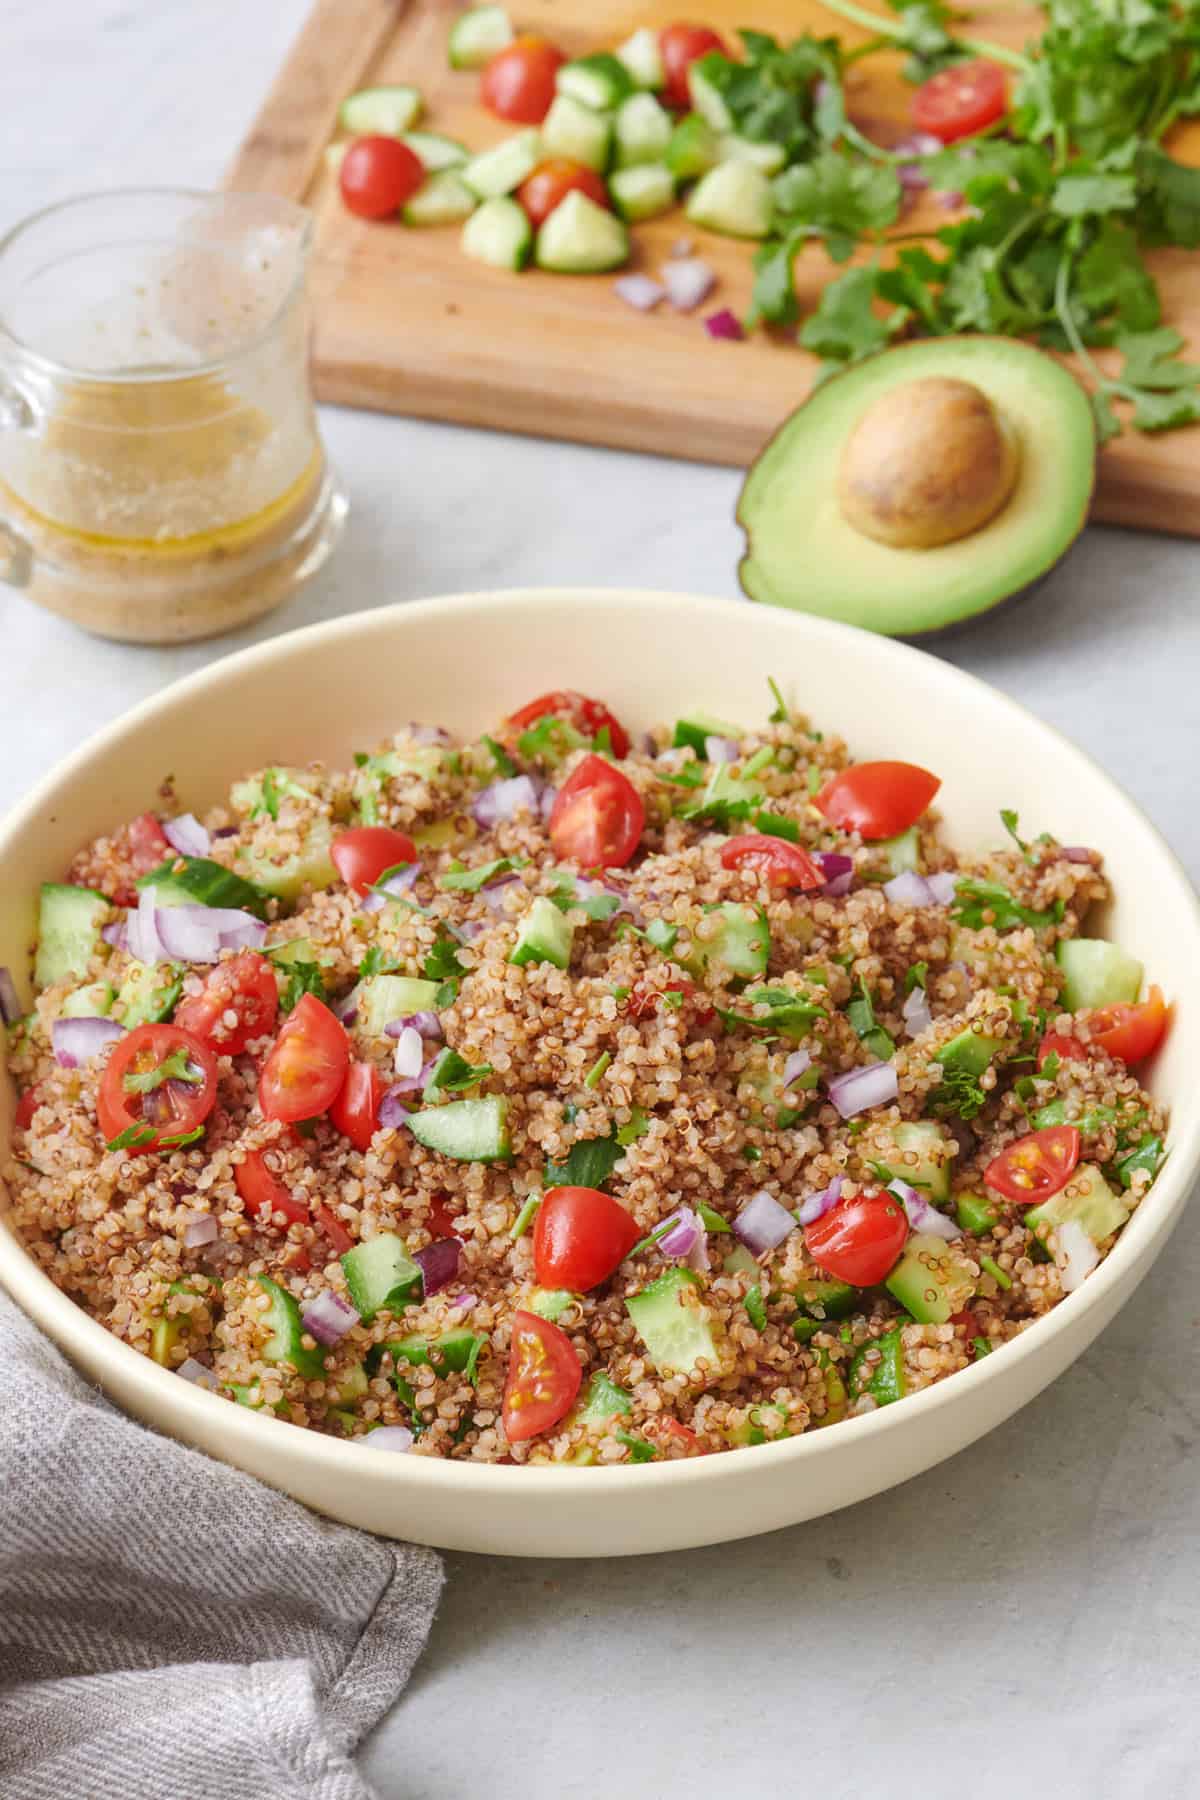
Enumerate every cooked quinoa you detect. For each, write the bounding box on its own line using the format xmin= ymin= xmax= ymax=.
xmin=2 ymin=685 xmax=1169 ymax=1465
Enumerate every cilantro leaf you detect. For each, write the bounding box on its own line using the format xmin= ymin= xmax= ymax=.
xmin=799 ymin=266 xmax=899 ymax=369
xmin=160 ymin=1126 xmax=206 ymax=1150
xmin=774 ymin=151 xmax=903 ymax=244
xmin=846 ymin=979 xmax=895 ymax=1061
xmin=480 ymin=734 xmax=516 ymax=778
xmin=766 ymin=677 xmax=788 ymax=723
xmin=616 ymin=1107 xmax=651 ymax=1147
xmin=423 ymin=1047 xmax=493 ymax=1100
xmin=950 ymin=878 xmax=1060 ymax=932
xmin=544 ymin=1135 xmax=625 ymax=1190
xmin=358 ymin=946 xmax=401 ymax=979
xmin=1051 ymin=169 xmax=1138 ymax=218
xmin=106 ymin=1123 xmax=158 ymax=1152
xmin=927 ymin=1062 xmax=987 ymax=1122
xmin=904 ymin=961 xmax=928 ymax=994
xmin=718 ymin=984 xmax=826 ymax=1041
xmin=122 ymin=1045 xmax=203 ymax=1095
xmin=439 ymin=856 xmax=525 ymax=893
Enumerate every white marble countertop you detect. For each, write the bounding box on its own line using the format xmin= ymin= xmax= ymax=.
xmin=5 ymin=5 xmax=1199 ymax=1796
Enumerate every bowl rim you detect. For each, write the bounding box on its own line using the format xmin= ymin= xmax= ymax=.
xmin=3 ymin=585 xmax=1199 ymax=1498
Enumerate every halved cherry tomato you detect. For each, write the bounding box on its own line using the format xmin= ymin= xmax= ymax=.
xmin=507 ymin=688 xmax=630 ymax=759
xmin=259 ymin=994 xmax=350 ymax=1123
xmin=815 ymin=761 xmax=941 ymax=841
xmin=653 ymin=1416 xmax=705 ymax=1453
xmin=97 ymin=1023 xmax=218 ymax=1152
xmin=912 ymin=59 xmax=1007 ymax=144
xmin=549 ymin=754 xmax=644 ymax=868
xmin=328 ymin=1059 xmax=384 ymax=1151
xmin=804 ymin=1189 xmax=908 ymax=1287
xmin=1088 ymin=986 xmax=1168 ymax=1065
xmin=235 ymin=1149 xmax=310 ymax=1228
xmin=1037 ymin=1031 xmax=1084 ymax=1070
xmin=533 ymin=1185 xmax=641 ymax=1291
xmin=314 ymin=1201 xmax=355 ymax=1257
xmin=516 ymin=162 xmax=611 ymax=229
xmin=659 ymin=23 xmax=726 ymax=109
xmin=502 ymin=1309 xmax=582 ymax=1442
xmin=173 ymin=951 xmax=279 ymax=1054
xmin=950 ymin=1307 xmax=983 ymax=1338
xmin=331 ymin=826 xmax=418 ymax=897
xmin=428 ymin=1194 xmax=463 ymax=1240
xmin=985 ymin=1125 xmax=1080 ymax=1205
xmin=625 ymin=976 xmax=713 ymax=1025
xmin=481 ymin=36 xmax=565 ymax=123
xmin=720 ymin=834 xmax=824 ymax=889
xmin=13 ymin=1086 xmax=41 ymax=1131
xmin=339 ymin=135 xmax=425 ymax=218
xmin=106 ymin=811 xmax=172 ymax=904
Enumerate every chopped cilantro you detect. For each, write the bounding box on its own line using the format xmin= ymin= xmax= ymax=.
xmin=480 ymin=734 xmax=515 ymax=777
xmin=718 ymin=985 xmax=827 ymax=1041
xmin=643 ymin=918 xmax=679 ymax=953
xmin=584 ymin=1051 xmax=611 ymax=1090
xmin=743 ymin=1145 xmax=763 ymax=1163
xmin=440 ymin=856 xmax=525 ymax=892
xmin=846 ymin=979 xmax=895 ymax=1061
xmin=160 ymin=1126 xmax=205 ymax=1150
xmin=423 ymin=934 xmax=467 ymax=985
xmin=122 ymin=1046 xmax=203 ymax=1095
xmin=276 ymin=958 xmax=326 ymax=1013
xmin=973 ymin=1337 xmax=993 ymax=1361
xmin=659 ymin=763 xmax=707 ymax=791
xmin=545 ymin=1135 xmax=625 ymax=1190
xmin=509 ymin=1196 xmax=540 ymax=1240
xmin=616 ymin=1430 xmax=657 ymax=1463
xmin=767 ymin=676 xmax=788 ymax=724
xmin=754 ymin=810 xmax=800 ymax=842
xmin=1114 ymin=1133 xmax=1165 ymax=1189
xmin=433 ymin=980 xmax=460 ymax=1010
xmin=106 ymin=1124 xmax=157 ymax=1152
xmin=612 ymin=985 xmax=631 ymax=1003
xmin=517 ymin=714 xmax=588 ymax=763
xmin=698 ymin=1203 xmax=731 ymax=1234
xmin=616 ymin=1108 xmax=650 ymax=1148
xmin=678 ymin=762 xmax=764 ymax=826
xmin=745 ymin=1285 xmax=768 ymax=1331
xmin=549 ymin=872 xmax=623 ymax=922
xmin=423 ymin=1048 xmax=493 ymax=1100
xmin=904 ymin=961 xmax=928 ymax=994
xmin=950 ymin=878 xmax=1061 ymax=932
xmin=358 ymin=946 xmax=401 ymax=979
xmin=928 ymin=1063 xmax=988 ymax=1123
xmin=258 ymin=768 xmax=280 ymax=821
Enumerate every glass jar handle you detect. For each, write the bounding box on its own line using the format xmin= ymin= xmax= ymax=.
xmin=0 ymin=375 xmax=34 ymax=587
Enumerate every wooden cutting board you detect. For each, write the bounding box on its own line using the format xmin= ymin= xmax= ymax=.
xmin=228 ymin=0 xmax=1200 ymax=535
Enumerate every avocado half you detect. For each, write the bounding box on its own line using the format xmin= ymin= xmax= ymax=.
xmin=737 ymin=337 xmax=1096 ymax=636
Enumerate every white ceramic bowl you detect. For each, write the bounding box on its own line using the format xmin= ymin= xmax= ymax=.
xmin=3 ymin=590 xmax=1197 ymax=1557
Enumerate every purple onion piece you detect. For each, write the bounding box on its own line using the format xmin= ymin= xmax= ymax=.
xmin=938 ymin=189 xmax=965 ymax=209
xmin=733 ymin=1190 xmax=796 ymax=1255
xmin=827 ymin=1061 xmax=898 ymax=1120
xmin=379 ymin=1088 xmax=414 ymax=1129
xmin=392 ymin=1026 xmax=423 ymax=1079
xmin=796 ymin=1174 xmax=844 ymax=1228
xmin=614 ymin=273 xmax=665 ymax=311
xmin=162 ymin=813 xmax=211 ymax=858
xmin=704 ymin=734 xmax=739 ymax=764
xmin=884 ymin=869 xmax=935 ymax=908
xmin=301 ymin=1289 xmax=360 ymax=1346
xmin=176 ymin=1357 xmax=219 ymax=1390
xmin=480 ymin=873 xmax=524 ymax=911
xmin=183 ymin=1212 xmax=219 ymax=1248
xmin=661 ymin=256 xmax=716 ymax=313
xmin=658 ymin=1206 xmax=701 ymax=1259
xmin=471 ymin=775 xmax=543 ymax=829
xmin=127 ymin=886 xmax=165 ymax=964
xmin=782 ymin=1048 xmax=811 ymax=1088
xmin=414 ymin=1236 xmax=462 ymax=1297
xmin=1060 ymin=846 xmax=1095 ymax=864
xmin=101 ymin=919 xmax=128 ymax=949
xmin=405 ymin=723 xmax=453 ymax=746
xmin=213 ymin=825 xmax=240 ymax=840
xmin=669 ymin=236 xmax=694 ymax=259
xmin=450 ymin=1291 xmax=477 ymax=1312
xmin=0 ymin=966 xmax=20 ymax=1026
xmin=384 ymin=1010 xmax=443 ymax=1041
xmin=539 ymin=784 xmax=558 ymax=823
xmin=361 ymin=863 xmax=420 ymax=914
xmin=51 ymin=1016 xmax=124 ymax=1069
xmin=815 ymin=852 xmax=855 ymax=899
xmin=637 ymin=732 xmax=657 ymax=758
xmin=902 ymin=984 xmax=933 ymax=1038
xmin=925 ymin=872 xmax=959 ymax=906
xmin=704 ymin=308 xmax=744 ymax=342
xmin=890 ymin=1179 xmax=960 ymax=1240
xmin=360 ymin=1424 xmax=414 ymax=1453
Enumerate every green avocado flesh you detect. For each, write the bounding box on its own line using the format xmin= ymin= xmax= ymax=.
xmin=737 ymin=338 xmax=1096 ymax=636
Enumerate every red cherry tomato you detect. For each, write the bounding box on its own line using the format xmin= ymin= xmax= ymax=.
xmin=1037 ymin=1031 xmax=1084 ymax=1069
xmin=328 ymin=1059 xmax=385 ymax=1151
xmin=339 ymin=135 xmax=425 ymax=218
xmin=428 ymin=1194 xmax=463 ymax=1240
xmin=13 ymin=1086 xmax=41 ymax=1131
xmin=815 ymin=761 xmax=941 ymax=841
xmin=912 ymin=59 xmax=1008 ymax=144
xmin=654 ymin=1416 xmax=705 ymax=1452
xmin=533 ymin=1185 xmax=641 ymax=1291
xmin=985 ymin=1126 xmax=1081 ymax=1205
xmin=804 ymin=1189 xmax=908 ymax=1287
xmin=331 ymin=826 xmax=418 ymax=897
xmin=235 ymin=1149 xmax=310 ymax=1228
xmin=548 ymin=754 xmax=644 ymax=868
xmin=107 ymin=811 xmax=173 ymax=905
xmin=950 ymin=1307 xmax=983 ymax=1338
xmin=516 ymin=162 xmax=611 ymax=229
xmin=507 ymin=688 xmax=630 ymax=759
xmin=259 ymin=994 xmax=350 ymax=1123
xmin=502 ymin=1309 xmax=582 ymax=1442
xmin=720 ymin=834 xmax=824 ymax=889
xmin=314 ymin=1202 xmax=355 ymax=1257
xmin=659 ymin=22 xmax=726 ymax=109
xmin=1087 ymin=986 xmax=1168 ymax=1065
xmin=481 ymin=36 xmax=565 ymax=123
xmin=97 ymin=1023 xmax=218 ymax=1153
xmin=173 ymin=951 xmax=279 ymax=1054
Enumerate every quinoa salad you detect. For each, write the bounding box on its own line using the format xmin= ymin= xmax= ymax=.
xmin=2 ymin=683 xmax=1171 ymax=1464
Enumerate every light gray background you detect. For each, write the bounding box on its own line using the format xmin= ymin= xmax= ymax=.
xmin=4 ymin=6 xmax=1198 ymax=1796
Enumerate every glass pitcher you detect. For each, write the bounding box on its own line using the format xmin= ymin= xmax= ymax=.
xmin=0 ymin=189 xmax=346 ymax=644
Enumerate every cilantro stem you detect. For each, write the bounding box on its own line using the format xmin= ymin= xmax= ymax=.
xmin=1053 ymin=252 xmax=1135 ymax=407
xmin=815 ymin=0 xmax=1031 ymax=72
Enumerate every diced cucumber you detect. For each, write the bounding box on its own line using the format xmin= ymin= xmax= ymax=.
xmin=609 ymin=163 xmax=676 ymax=223
xmin=339 ymin=84 xmax=423 ymax=136
xmin=892 ymin=1120 xmax=954 ymax=1202
xmin=615 ymin=26 xmax=665 ymax=90
xmin=340 ymin=1233 xmax=421 ymax=1323
xmin=1026 ymin=1163 xmax=1129 ymax=1248
xmin=461 ymin=195 xmax=532 ymax=270
xmin=386 ymin=1329 xmax=486 ymax=1377
xmin=672 ymin=711 xmax=744 ymax=756
xmin=933 ymin=1024 xmax=1005 ymax=1080
xmin=235 ymin=820 xmax=336 ymax=903
xmin=402 ymin=131 xmax=469 ymax=171
xmin=1056 ymin=939 xmax=1143 ymax=1012
xmin=687 ymin=53 xmax=734 ymax=130
xmin=256 ymin=1275 xmax=326 ymax=1379
xmin=541 ymin=94 xmax=612 ymax=172
xmin=60 ymin=981 xmax=116 ymax=1019
xmin=329 ymin=1361 xmax=368 ymax=1404
xmin=686 ymin=160 xmax=773 ymax=239
xmin=814 ymin=1346 xmax=848 ymax=1424
xmin=578 ymin=1370 xmax=633 ymax=1422
xmin=529 ymin=1287 xmax=573 ymax=1322
xmin=115 ymin=960 xmax=183 ymax=1027
xmin=408 ymin=1096 xmax=511 ymax=1162
xmin=795 ymin=1276 xmax=857 ymax=1319
xmin=625 ymin=1267 xmax=720 ymax=1376
xmin=510 ymin=895 xmax=574 ymax=970
xmin=956 ymin=1192 xmax=1000 ymax=1235
xmin=884 ymin=1232 xmax=977 ymax=1325
xmin=535 ymin=191 xmax=629 ymax=273
xmin=403 ymin=169 xmax=477 ymax=226
xmin=615 ymin=92 xmax=673 ymax=167
xmin=411 ymin=818 xmax=462 ymax=851
xmin=34 ymin=884 xmax=108 ymax=990
xmin=448 ymin=4 xmax=513 ymax=69
xmin=356 ymin=974 xmax=440 ymax=1037
xmin=719 ymin=134 xmax=787 ymax=175
xmin=878 ymin=825 xmax=921 ymax=875
xmin=849 ymin=1328 xmax=906 ymax=1406
xmin=139 ymin=855 xmax=268 ymax=916
xmin=723 ymin=1243 xmax=760 ymax=1278
xmin=462 ymin=130 xmax=542 ymax=199
xmin=665 ymin=113 xmax=720 ymax=180
xmin=556 ymin=52 xmax=634 ymax=112
xmin=690 ymin=901 xmax=769 ymax=980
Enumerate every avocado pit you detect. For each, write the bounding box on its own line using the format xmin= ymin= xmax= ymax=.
xmin=837 ymin=376 xmax=1020 ymax=550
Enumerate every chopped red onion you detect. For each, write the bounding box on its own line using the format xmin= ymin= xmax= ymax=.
xmin=796 ymin=1174 xmax=844 ymax=1227
xmin=392 ymin=1025 xmax=423 ymax=1079
xmin=405 ymin=723 xmax=453 ymax=746
xmin=414 ymin=1236 xmax=462 ymax=1296
xmin=884 ymin=870 xmax=935 ymax=907
xmin=360 ymin=863 xmax=420 ymax=915
xmin=662 ymin=256 xmax=716 ymax=312
xmin=704 ymin=734 xmax=739 ymax=763
xmin=1060 ymin=846 xmax=1094 ymax=864
xmin=704 ymin=308 xmax=744 ymax=341
xmin=902 ymin=984 xmax=933 ymax=1037
xmin=1057 ymin=1218 xmax=1098 ymax=1292
xmin=360 ymin=1425 xmax=414 ymax=1453
xmin=128 ymin=886 xmax=165 ymax=963
xmin=162 ymin=813 xmax=211 ymax=858
xmin=575 ymin=874 xmax=643 ymax=924
xmin=333 ymin=989 xmax=359 ymax=1025
xmin=454 ymin=919 xmax=487 ymax=944
xmin=890 ymin=1178 xmax=960 ymax=1240
xmin=733 ymin=1189 xmax=796 ymax=1255
xmin=177 ymin=1357 xmax=218 ymax=1390
xmin=182 ymin=1211 xmax=219 ymax=1248
xmin=385 ymin=1010 xmax=442 ymax=1041
xmin=101 ymin=919 xmax=128 ymax=949
xmin=471 ymin=774 xmax=544 ymax=828
xmin=480 ymin=872 xmax=524 ymax=911
xmin=657 ymin=1205 xmax=709 ymax=1272
xmin=379 ymin=1087 xmax=414 ymax=1129
xmin=213 ymin=825 xmax=239 ymax=839
xmin=827 ymin=1061 xmax=898 ymax=1120
xmin=450 ymin=1291 xmax=477 ymax=1312
xmin=51 ymin=1016 xmax=124 ymax=1068
xmin=815 ymin=852 xmax=854 ymax=898
xmin=0 ymin=966 xmax=19 ymax=1026
xmin=614 ymin=272 xmax=665 ymax=311
xmin=128 ymin=893 xmax=266 ymax=964
xmin=782 ymin=1048 xmax=811 ymax=1088
xmin=925 ymin=872 xmax=958 ymax=906
xmin=637 ymin=731 xmax=657 ymax=757
xmin=539 ymin=784 xmax=558 ymax=823
xmin=301 ymin=1289 xmax=360 ymax=1345
xmin=897 ymin=160 xmax=929 ymax=192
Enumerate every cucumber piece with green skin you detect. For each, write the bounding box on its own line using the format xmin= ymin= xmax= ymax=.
xmin=407 ymin=1096 xmax=511 ymax=1162
xmin=139 ymin=855 xmax=269 ymax=916
xmin=1056 ymin=939 xmax=1143 ymax=1011
xmin=385 ymin=1329 xmax=486 ymax=1377
xmin=814 ymin=1346 xmax=848 ymax=1424
xmin=615 ymin=26 xmax=665 ymax=90
xmin=672 ymin=711 xmax=744 ymax=756
xmin=535 ymin=191 xmax=630 ymax=273
xmin=447 ymin=4 xmax=513 ymax=69
xmin=540 ymin=94 xmax=612 ymax=172
xmin=690 ymin=901 xmax=769 ymax=980
xmin=34 ymin=884 xmax=108 ymax=989
xmin=686 ymin=160 xmax=773 ymax=239
xmin=728 ymin=1401 xmax=792 ymax=1446
xmin=795 ymin=1276 xmax=857 ymax=1319
xmin=609 ymin=164 xmax=676 ymax=224
xmin=235 ymin=819 xmax=336 ymax=903
xmin=339 ymin=84 xmax=423 ymax=135
xmin=528 ymin=1288 xmax=573 ymax=1322
xmin=461 ymin=196 xmax=532 ymax=270
xmin=328 ymin=1362 xmax=368 ymax=1404
xmin=556 ymin=52 xmax=634 ymax=112
xmin=626 ymin=1267 xmax=720 ymax=1376
xmin=578 ymin=1370 xmax=633 ymax=1422
xmin=256 ymin=1275 xmax=326 ymax=1378
xmin=687 ymin=54 xmax=734 ymax=130
xmin=402 ymin=131 xmax=469 ymax=171
xmin=878 ymin=825 xmax=921 ymax=875
xmin=665 ymin=113 xmax=720 ymax=180
xmin=719 ymin=134 xmax=787 ymax=175
xmin=723 ymin=1243 xmax=760 ymax=1278
xmin=614 ymin=92 xmax=673 ymax=167
xmin=1025 ymin=1163 xmax=1129 ymax=1248
xmin=60 ymin=981 xmax=116 ymax=1019
xmin=510 ymin=895 xmax=574 ymax=970
xmin=462 ymin=130 xmax=542 ymax=200
xmin=956 ymin=1192 xmax=1000 ymax=1234
xmin=356 ymin=974 xmax=441 ymax=1037
xmin=884 ymin=1231 xmax=977 ymax=1324
xmin=891 ymin=1120 xmax=954 ymax=1202
xmin=116 ymin=960 xmax=183 ymax=1027
xmin=339 ymin=1234 xmax=421 ymax=1323
xmin=402 ymin=170 xmax=477 ymax=226
xmin=933 ymin=1023 xmax=1005 ymax=1080
xmin=849 ymin=1328 xmax=906 ymax=1405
